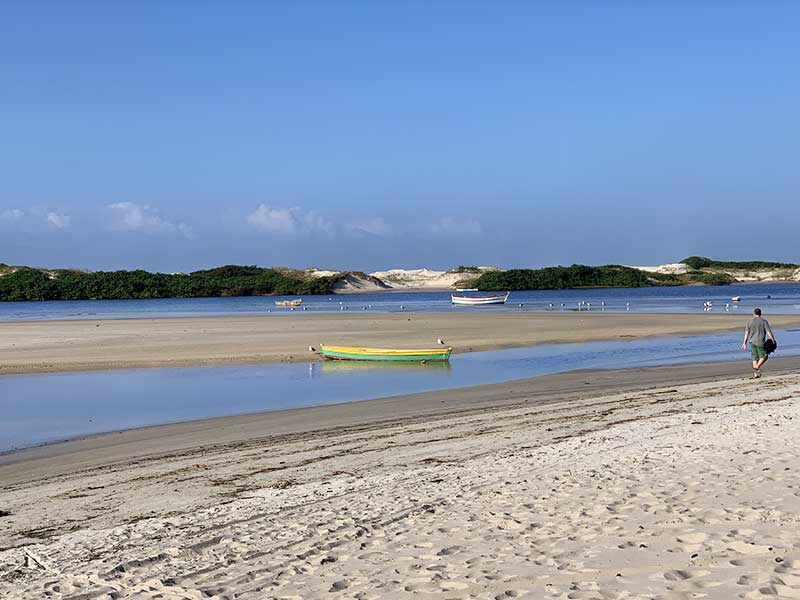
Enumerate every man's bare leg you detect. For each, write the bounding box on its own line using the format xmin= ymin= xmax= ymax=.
xmin=754 ymin=356 xmax=767 ymax=377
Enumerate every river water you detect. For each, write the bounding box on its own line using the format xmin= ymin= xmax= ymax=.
xmin=1 ymin=282 xmax=800 ymax=321
xmin=2 ymin=328 xmax=799 ymax=453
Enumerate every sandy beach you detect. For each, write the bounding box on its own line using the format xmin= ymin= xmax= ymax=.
xmin=3 ymin=311 xmax=800 ymax=375
xmin=3 ymin=358 xmax=800 ymax=598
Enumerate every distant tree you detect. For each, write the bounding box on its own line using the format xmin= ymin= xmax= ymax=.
xmin=0 ymin=265 xmax=339 ymax=301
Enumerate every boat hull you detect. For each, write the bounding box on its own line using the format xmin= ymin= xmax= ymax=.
xmin=320 ymin=345 xmax=452 ymax=362
xmin=451 ymin=292 xmax=509 ymax=306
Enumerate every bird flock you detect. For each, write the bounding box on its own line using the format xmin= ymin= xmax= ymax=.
xmin=279 ymin=294 xmax=755 ymax=317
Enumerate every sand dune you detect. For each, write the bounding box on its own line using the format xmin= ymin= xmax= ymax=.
xmin=2 ymin=369 xmax=800 ymax=598
xmin=369 ymin=267 xmax=498 ymax=289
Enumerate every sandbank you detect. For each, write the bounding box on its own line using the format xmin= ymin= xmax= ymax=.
xmin=3 ymin=311 xmax=800 ymax=375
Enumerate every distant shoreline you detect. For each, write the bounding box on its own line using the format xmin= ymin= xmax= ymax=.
xmin=1 ymin=277 xmax=799 ymax=303
xmin=3 ymin=258 xmax=799 ymax=302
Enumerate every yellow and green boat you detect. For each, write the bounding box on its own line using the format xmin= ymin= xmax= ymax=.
xmin=320 ymin=344 xmax=453 ymax=362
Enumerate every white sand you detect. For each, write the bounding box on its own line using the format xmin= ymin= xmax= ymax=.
xmin=2 ymin=373 xmax=800 ymax=598
xmin=627 ymin=263 xmax=692 ymax=275
xmin=370 ymin=267 xmax=498 ymax=289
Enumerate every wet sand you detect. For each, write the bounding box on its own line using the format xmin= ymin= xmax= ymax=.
xmin=2 ymin=358 xmax=800 ymax=598
xmin=3 ymin=311 xmax=800 ymax=375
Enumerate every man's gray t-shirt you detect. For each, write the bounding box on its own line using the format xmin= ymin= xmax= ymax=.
xmin=747 ymin=316 xmax=770 ymax=346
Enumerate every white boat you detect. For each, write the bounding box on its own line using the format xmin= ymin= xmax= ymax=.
xmin=275 ymin=299 xmax=302 ymax=307
xmin=731 ymin=296 xmax=742 ymax=302
xmin=451 ymin=292 xmax=510 ymax=306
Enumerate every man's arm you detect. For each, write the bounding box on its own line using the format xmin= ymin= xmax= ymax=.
xmin=741 ymin=326 xmax=750 ymax=351
xmin=767 ymin=321 xmax=776 ymax=342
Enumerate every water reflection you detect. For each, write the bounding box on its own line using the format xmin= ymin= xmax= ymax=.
xmin=320 ymin=361 xmax=452 ymax=373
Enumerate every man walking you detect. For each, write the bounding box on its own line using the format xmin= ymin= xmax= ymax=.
xmin=741 ymin=307 xmax=776 ymax=378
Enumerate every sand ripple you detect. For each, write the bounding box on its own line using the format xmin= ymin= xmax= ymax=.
xmin=2 ymin=376 xmax=800 ymax=598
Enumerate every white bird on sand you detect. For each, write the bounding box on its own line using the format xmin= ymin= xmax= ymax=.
xmin=548 ymin=303 xmax=554 ymax=310
xmin=437 ymin=338 xmax=445 ymax=345
xmin=308 ymin=346 xmax=316 ymax=352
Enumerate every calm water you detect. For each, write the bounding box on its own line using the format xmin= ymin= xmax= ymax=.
xmin=2 ymin=328 xmax=799 ymax=453
xmin=1 ymin=283 xmax=800 ymax=321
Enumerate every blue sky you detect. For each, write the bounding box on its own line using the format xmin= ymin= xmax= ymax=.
xmin=1 ymin=1 xmax=799 ymax=272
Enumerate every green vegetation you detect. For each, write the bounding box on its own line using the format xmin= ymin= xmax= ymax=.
xmin=682 ymin=270 xmax=738 ymax=285
xmin=0 ymin=265 xmax=337 ymax=301
xmin=474 ymin=265 xmax=654 ymax=291
xmin=446 ymin=265 xmax=482 ymax=274
xmin=681 ymin=256 xmax=798 ymax=270
xmin=472 ymin=264 xmax=741 ymax=291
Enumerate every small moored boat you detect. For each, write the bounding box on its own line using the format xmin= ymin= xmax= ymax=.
xmin=731 ymin=296 xmax=742 ymax=302
xmin=320 ymin=344 xmax=453 ymax=362
xmin=451 ymin=292 xmax=509 ymax=306
xmin=275 ymin=299 xmax=302 ymax=307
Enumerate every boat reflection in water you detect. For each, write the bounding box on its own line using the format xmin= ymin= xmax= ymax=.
xmin=320 ymin=360 xmax=452 ymax=373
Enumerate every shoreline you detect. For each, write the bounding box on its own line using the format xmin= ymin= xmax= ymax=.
xmin=4 ymin=354 xmax=800 ymax=475
xmin=3 ymin=311 xmax=800 ymax=376
xmin=3 ymin=358 xmax=800 ymax=597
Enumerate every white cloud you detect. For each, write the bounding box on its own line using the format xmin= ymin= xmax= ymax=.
xmin=247 ymin=205 xmax=332 ymax=235
xmin=107 ymin=202 xmax=192 ymax=237
xmin=350 ymin=217 xmax=389 ymax=236
xmin=431 ymin=216 xmax=483 ymax=237
xmin=1 ymin=208 xmax=72 ymax=229
xmin=0 ymin=208 xmax=24 ymax=222
xmin=46 ymin=212 xmax=71 ymax=229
